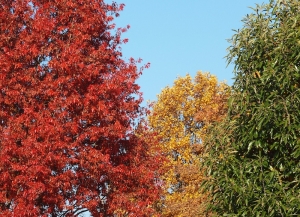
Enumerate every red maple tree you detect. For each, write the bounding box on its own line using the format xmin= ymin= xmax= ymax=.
xmin=0 ymin=0 xmax=161 ymax=216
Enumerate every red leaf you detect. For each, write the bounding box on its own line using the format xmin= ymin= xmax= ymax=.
xmin=0 ymin=0 xmax=163 ymax=216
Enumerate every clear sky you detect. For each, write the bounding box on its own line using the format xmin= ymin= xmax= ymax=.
xmin=112 ymin=0 xmax=266 ymax=105
xmin=82 ymin=0 xmax=266 ymax=216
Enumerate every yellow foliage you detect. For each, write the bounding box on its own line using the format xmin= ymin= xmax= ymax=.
xmin=148 ymin=71 xmax=230 ymax=216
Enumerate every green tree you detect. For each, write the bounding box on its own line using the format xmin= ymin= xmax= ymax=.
xmin=203 ymin=0 xmax=300 ymax=216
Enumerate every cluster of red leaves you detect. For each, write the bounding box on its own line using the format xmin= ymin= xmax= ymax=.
xmin=0 ymin=0 xmax=161 ymax=216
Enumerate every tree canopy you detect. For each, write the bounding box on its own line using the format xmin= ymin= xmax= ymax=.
xmin=149 ymin=72 xmax=229 ymax=216
xmin=203 ymin=0 xmax=300 ymax=216
xmin=0 ymin=1 xmax=161 ymax=216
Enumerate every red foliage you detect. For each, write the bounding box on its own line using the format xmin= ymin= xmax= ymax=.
xmin=0 ymin=0 xmax=161 ymax=216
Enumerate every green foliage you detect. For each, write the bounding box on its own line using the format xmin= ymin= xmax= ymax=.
xmin=203 ymin=0 xmax=300 ymax=216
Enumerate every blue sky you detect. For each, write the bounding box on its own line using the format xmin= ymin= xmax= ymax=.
xmin=82 ymin=1 xmax=266 ymax=216
xmin=112 ymin=0 xmax=266 ymax=105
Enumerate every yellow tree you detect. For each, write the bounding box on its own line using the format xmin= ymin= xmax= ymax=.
xmin=148 ymin=71 xmax=230 ymax=216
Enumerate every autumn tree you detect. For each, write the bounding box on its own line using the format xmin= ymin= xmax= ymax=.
xmin=0 ymin=0 xmax=161 ymax=216
xmin=203 ymin=0 xmax=300 ymax=216
xmin=148 ymin=72 xmax=230 ymax=217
